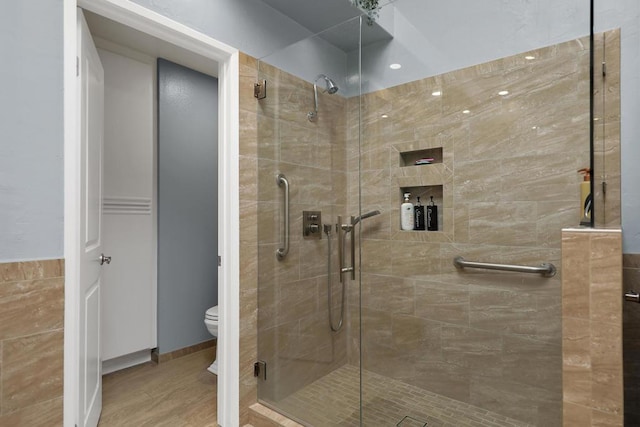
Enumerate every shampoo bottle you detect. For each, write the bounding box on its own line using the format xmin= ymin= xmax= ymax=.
xmin=401 ymin=193 xmax=415 ymax=230
xmin=414 ymin=196 xmax=425 ymax=230
xmin=427 ymin=196 xmax=438 ymax=231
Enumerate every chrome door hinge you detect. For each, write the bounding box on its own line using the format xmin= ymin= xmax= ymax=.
xmin=254 ymin=80 xmax=267 ymax=100
xmin=218 ymin=255 xmax=221 ymax=267
xmin=602 ymin=61 xmax=607 ymax=77
xmin=76 ymin=56 xmax=79 ymax=76
xmin=254 ymin=360 xmax=267 ymax=380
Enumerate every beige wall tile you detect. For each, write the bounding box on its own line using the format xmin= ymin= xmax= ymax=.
xmin=441 ymin=325 xmax=503 ymax=375
xmin=564 ymin=401 xmax=592 ymax=427
xmin=562 ymin=229 xmax=623 ymax=427
xmin=562 ymin=232 xmax=591 ymax=320
xmin=0 ymin=260 xmax=65 ymax=420
xmin=0 ymin=259 xmax=64 ymax=282
xmin=0 ymin=397 xmax=63 ymax=427
xmin=2 ymin=330 xmax=63 ymax=413
xmin=590 ymin=234 xmax=622 ymax=325
xmin=591 ymin=409 xmax=623 ymax=427
xmin=0 ymin=278 xmax=64 ymax=341
xmin=414 ymin=280 xmax=469 ymax=326
xmin=590 ymin=320 xmax=623 ymax=415
xmin=562 ymin=316 xmax=593 ymax=408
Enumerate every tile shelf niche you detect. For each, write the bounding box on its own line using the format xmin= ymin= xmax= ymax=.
xmin=399 ymin=185 xmax=443 ymax=232
xmin=399 ymin=147 xmax=443 ymax=167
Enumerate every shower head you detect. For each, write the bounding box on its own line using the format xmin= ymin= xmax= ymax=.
xmin=353 ymin=210 xmax=381 ymax=225
xmin=308 ymin=74 xmax=339 ymax=121
xmin=315 ymin=74 xmax=339 ymax=94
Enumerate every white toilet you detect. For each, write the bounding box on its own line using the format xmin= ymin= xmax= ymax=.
xmin=204 ymin=305 xmax=219 ymax=374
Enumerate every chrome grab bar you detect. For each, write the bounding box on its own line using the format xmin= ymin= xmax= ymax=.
xmin=453 ymin=256 xmax=556 ymax=277
xmin=337 ymin=216 xmax=355 ymax=282
xmin=276 ymin=174 xmax=289 ymax=260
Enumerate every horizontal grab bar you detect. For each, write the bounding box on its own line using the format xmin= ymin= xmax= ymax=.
xmin=453 ymin=256 xmax=556 ymax=277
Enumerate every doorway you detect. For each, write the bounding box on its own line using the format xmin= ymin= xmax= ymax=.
xmin=63 ymin=1 xmax=240 ymax=425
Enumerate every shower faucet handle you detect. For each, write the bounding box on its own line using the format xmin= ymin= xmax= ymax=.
xmin=303 ymin=210 xmax=322 ymax=239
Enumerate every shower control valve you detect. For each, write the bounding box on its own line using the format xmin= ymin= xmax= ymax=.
xmin=303 ymin=210 xmax=322 ymax=239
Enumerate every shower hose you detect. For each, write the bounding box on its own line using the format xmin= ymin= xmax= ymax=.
xmin=325 ymin=224 xmax=346 ymax=332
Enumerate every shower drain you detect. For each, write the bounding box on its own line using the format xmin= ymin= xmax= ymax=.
xmin=396 ymin=415 xmax=428 ymax=427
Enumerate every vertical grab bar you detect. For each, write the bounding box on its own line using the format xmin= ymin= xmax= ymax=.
xmin=276 ymin=174 xmax=289 ymax=260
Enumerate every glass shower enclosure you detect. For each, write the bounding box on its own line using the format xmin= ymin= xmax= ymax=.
xmin=255 ymin=1 xmax=617 ymax=425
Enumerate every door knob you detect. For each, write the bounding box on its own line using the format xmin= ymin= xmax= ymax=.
xmin=625 ymin=291 xmax=640 ymax=303
xmin=99 ymin=254 xmax=112 ymax=265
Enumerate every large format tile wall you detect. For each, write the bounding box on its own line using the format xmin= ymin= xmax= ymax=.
xmin=623 ymin=253 xmax=640 ymax=425
xmin=0 ymin=260 xmax=64 ymax=425
xmin=343 ymin=31 xmax=620 ymax=426
xmin=562 ymin=229 xmax=623 ymax=426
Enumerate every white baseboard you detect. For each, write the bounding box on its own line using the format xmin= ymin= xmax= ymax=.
xmin=102 ymin=349 xmax=152 ymax=375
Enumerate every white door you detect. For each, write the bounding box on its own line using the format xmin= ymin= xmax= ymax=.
xmin=77 ymin=9 xmax=105 ymax=427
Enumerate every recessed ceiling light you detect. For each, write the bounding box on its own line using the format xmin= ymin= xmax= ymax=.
xmin=498 ymin=90 xmax=509 ymax=96
xmin=381 ymin=114 xmax=389 ymax=118
xmin=532 ymin=126 xmax=537 ymax=130
xmin=525 ymin=55 xmax=536 ymax=60
xmin=594 ymin=117 xmax=600 ymax=121
xmin=462 ymin=110 xmax=470 ymax=114
xmin=389 ymin=63 xmax=402 ymax=70
xmin=432 ymin=91 xmax=442 ymax=96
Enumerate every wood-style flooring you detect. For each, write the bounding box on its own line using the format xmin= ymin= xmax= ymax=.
xmin=99 ymin=347 xmax=217 ymax=426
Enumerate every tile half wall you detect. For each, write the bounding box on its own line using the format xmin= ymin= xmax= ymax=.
xmin=0 ymin=259 xmax=64 ymax=425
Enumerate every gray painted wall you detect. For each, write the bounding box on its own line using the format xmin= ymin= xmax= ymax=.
xmin=157 ymin=59 xmax=218 ymax=353
xmin=0 ymin=1 xmax=64 ymax=262
xmin=2 ymin=0 xmax=640 ymax=261
xmin=131 ymin=0 xmax=350 ymax=92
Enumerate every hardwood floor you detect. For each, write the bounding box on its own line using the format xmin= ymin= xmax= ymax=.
xmin=99 ymin=347 xmax=217 ymax=426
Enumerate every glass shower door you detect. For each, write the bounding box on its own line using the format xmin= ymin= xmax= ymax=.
xmin=255 ymin=17 xmax=363 ymax=425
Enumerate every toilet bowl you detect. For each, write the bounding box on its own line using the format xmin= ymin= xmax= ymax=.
xmin=204 ymin=305 xmax=219 ymax=374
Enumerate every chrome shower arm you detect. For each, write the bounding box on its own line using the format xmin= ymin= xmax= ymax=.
xmin=308 ymin=83 xmax=319 ymax=121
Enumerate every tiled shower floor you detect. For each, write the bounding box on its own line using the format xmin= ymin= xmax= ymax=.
xmin=271 ymin=364 xmax=530 ymax=427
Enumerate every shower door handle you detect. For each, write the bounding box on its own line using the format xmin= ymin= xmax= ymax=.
xmin=348 ymin=216 xmax=355 ymax=280
xmin=276 ymin=173 xmax=289 ymax=260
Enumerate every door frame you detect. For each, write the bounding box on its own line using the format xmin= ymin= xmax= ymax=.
xmin=63 ymin=0 xmax=240 ymax=425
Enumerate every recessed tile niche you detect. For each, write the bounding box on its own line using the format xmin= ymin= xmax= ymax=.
xmin=399 ymin=185 xmax=443 ymax=231
xmin=399 ymin=147 xmax=443 ymax=167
